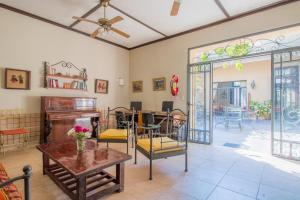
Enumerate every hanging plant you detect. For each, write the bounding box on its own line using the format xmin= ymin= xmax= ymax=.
xmin=198 ymin=40 xmax=252 ymax=71
xmin=200 ymin=52 xmax=209 ymax=62
xmin=214 ymin=47 xmax=225 ymax=56
xmin=225 ymin=41 xmax=252 ymax=57
xmin=235 ymin=61 xmax=244 ymax=71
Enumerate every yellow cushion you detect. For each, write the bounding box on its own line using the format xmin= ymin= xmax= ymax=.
xmin=99 ymin=129 xmax=128 ymax=140
xmin=137 ymin=137 xmax=184 ymax=154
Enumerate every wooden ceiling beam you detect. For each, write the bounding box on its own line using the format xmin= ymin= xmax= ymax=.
xmin=109 ymin=3 xmax=167 ymax=37
xmin=130 ymin=0 xmax=299 ymax=50
xmin=69 ymin=3 xmax=101 ymax=28
xmin=214 ymin=0 xmax=230 ymax=18
xmin=0 ymin=3 xmax=129 ymax=50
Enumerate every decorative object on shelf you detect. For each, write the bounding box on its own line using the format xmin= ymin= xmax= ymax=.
xmin=170 ymin=74 xmax=179 ymax=96
xmin=132 ymin=80 xmax=143 ymax=93
xmin=95 ymin=79 xmax=109 ymax=94
xmin=5 ymin=68 xmax=31 ymax=90
xmin=44 ymin=61 xmax=87 ymax=91
xmin=67 ymin=125 xmax=91 ymax=152
xmin=153 ymin=77 xmax=166 ymax=91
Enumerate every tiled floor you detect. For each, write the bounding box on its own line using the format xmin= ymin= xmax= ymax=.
xmin=1 ymin=143 xmax=300 ymax=200
xmin=213 ymin=119 xmax=271 ymax=154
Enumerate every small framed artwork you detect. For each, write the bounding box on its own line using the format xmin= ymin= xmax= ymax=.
xmin=5 ymin=68 xmax=31 ymax=90
xmin=132 ymin=81 xmax=143 ymax=93
xmin=153 ymin=77 xmax=166 ymax=91
xmin=95 ymin=79 xmax=109 ymax=94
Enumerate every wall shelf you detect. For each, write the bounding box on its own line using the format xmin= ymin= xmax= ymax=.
xmin=46 ymin=74 xmax=88 ymax=81
xmin=44 ymin=61 xmax=88 ymax=91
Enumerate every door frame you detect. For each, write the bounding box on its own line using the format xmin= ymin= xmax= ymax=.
xmin=188 ymin=62 xmax=213 ymax=144
xmin=188 ymin=46 xmax=300 ymax=151
xmin=271 ymin=47 xmax=300 ymax=160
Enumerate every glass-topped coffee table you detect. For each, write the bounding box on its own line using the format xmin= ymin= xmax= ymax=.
xmin=37 ymin=140 xmax=131 ymax=200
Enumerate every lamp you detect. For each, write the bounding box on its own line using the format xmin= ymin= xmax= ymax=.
xmin=251 ymin=80 xmax=256 ymax=89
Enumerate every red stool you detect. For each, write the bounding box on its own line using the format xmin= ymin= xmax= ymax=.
xmin=0 ymin=128 xmax=29 ymax=155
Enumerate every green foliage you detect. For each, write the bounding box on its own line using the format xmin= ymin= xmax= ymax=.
xmin=199 ymin=41 xmax=252 ymax=71
xmin=250 ymin=100 xmax=271 ymax=119
xmin=214 ymin=47 xmax=225 ymax=56
xmin=200 ymin=52 xmax=208 ymax=62
xmin=235 ymin=61 xmax=244 ymax=71
xmin=225 ymin=42 xmax=252 ymax=57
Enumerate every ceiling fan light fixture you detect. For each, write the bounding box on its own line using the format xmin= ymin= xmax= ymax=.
xmin=73 ymin=0 xmax=129 ymax=39
xmin=100 ymin=0 xmax=110 ymax=8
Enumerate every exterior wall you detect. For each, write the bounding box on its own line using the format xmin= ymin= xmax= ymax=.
xmin=0 ymin=8 xmax=130 ymax=113
xmin=213 ymin=60 xmax=271 ymax=103
xmin=129 ymin=1 xmax=300 ymax=111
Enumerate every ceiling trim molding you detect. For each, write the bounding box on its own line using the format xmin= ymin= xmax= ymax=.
xmin=129 ymin=0 xmax=299 ymax=50
xmin=214 ymin=0 xmax=230 ymax=18
xmin=69 ymin=3 xmax=101 ymax=28
xmin=109 ymin=3 xmax=167 ymax=37
xmin=0 ymin=3 xmax=129 ymax=50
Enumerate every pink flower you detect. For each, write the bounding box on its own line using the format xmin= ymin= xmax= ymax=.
xmin=82 ymin=128 xmax=89 ymax=133
xmin=74 ymin=125 xmax=83 ymax=133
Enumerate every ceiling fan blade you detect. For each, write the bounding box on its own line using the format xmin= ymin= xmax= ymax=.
xmin=91 ymin=28 xmax=100 ymax=38
xmin=72 ymin=16 xmax=98 ymax=25
xmin=170 ymin=0 xmax=181 ymax=16
xmin=111 ymin=27 xmax=130 ymax=38
xmin=108 ymin=16 xmax=124 ymax=25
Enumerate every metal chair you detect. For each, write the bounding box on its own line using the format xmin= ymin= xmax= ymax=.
xmin=97 ymin=107 xmax=134 ymax=154
xmin=134 ymin=109 xmax=189 ymax=180
xmin=141 ymin=112 xmax=161 ymax=137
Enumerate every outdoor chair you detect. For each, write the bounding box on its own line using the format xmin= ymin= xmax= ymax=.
xmin=97 ymin=107 xmax=134 ymax=154
xmin=134 ymin=109 xmax=189 ymax=180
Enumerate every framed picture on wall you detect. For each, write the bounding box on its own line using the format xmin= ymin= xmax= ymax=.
xmin=95 ymin=79 xmax=109 ymax=94
xmin=153 ymin=77 xmax=166 ymax=91
xmin=132 ymin=81 xmax=143 ymax=93
xmin=5 ymin=68 xmax=31 ymax=90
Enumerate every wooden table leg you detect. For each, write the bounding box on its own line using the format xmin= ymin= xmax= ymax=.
xmin=77 ymin=176 xmax=86 ymax=200
xmin=42 ymin=154 xmax=49 ymax=175
xmin=116 ymin=162 xmax=124 ymax=192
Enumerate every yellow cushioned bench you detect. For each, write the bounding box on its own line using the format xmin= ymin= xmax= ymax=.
xmin=98 ymin=129 xmax=128 ymax=140
xmin=137 ymin=137 xmax=184 ymax=154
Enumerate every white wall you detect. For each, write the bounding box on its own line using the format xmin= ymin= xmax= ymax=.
xmin=129 ymin=1 xmax=300 ymax=111
xmin=0 ymin=8 xmax=130 ymax=112
xmin=214 ymin=60 xmax=271 ymax=103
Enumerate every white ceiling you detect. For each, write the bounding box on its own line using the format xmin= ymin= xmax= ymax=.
xmin=0 ymin=0 xmax=285 ymax=48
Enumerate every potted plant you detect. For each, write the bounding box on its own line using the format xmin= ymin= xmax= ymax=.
xmin=250 ymin=100 xmax=271 ymax=120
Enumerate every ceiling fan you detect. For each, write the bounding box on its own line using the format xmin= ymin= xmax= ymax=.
xmin=170 ymin=0 xmax=182 ymax=16
xmin=72 ymin=0 xmax=130 ymax=39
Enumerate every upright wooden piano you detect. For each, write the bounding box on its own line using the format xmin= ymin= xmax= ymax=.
xmin=40 ymin=96 xmax=100 ymax=144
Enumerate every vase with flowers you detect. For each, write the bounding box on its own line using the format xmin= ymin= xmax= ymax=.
xmin=67 ymin=125 xmax=91 ymax=152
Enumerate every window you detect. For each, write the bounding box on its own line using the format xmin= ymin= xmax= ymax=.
xmin=213 ymin=81 xmax=247 ymax=113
